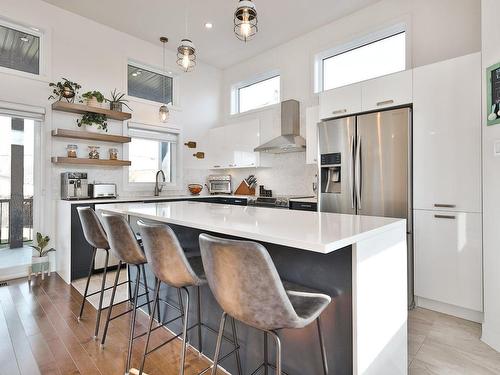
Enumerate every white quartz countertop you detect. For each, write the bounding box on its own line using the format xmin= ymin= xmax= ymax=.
xmin=98 ymin=201 xmax=405 ymax=254
xmin=58 ymin=194 xmax=252 ymax=205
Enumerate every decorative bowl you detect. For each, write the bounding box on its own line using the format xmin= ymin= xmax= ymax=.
xmin=188 ymin=184 xmax=203 ymax=195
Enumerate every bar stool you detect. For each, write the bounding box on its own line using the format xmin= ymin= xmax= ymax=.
xmin=99 ymin=213 xmax=155 ymax=374
xmin=76 ymin=206 xmax=115 ymax=339
xmin=199 ymin=234 xmax=331 ymax=375
xmin=137 ymin=220 xmax=242 ymax=375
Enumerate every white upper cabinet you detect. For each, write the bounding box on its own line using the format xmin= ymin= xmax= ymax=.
xmin=361 ymin=70 xmax=413 ymax=112
xmin=319 ymin=70 xmax=412 ymax=120
xmin=208 ymin=119 xmax=267 ymax=169
xmin=413 ymin=53 xmax=481 ymax=213
xmin=414 ymin=210 xmax=482 ymax=312
xmin=306 ymin=106 xmax=319 ymax=165
xmin=319 ymin=83 xmax=362 ymax=120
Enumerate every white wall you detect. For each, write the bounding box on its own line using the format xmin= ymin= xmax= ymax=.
xmin=212 ymin=0 xmax=480 ymax=195
xmin=0 ymin=0 xmax=221 ymax=243
xmin=481 ymin=0 xmax=500 ymax=353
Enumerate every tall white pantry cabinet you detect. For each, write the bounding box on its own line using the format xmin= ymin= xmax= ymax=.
xmin=413 ymin=52 xmax=483 ymax=321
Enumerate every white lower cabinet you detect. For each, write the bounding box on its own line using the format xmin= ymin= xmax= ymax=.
xmin=414 ymin=209 xmax=482 ymax=312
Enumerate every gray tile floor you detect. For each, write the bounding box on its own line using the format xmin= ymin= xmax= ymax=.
xmin=409 ymin=307 xmax=500 ymax=374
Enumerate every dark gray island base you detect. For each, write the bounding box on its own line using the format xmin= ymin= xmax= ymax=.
xmin=129 ymin=219 xmax=353 ymax=375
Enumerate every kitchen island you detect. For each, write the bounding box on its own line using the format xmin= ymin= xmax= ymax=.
xmin=99 ymin=201 xmax=407 ymax=375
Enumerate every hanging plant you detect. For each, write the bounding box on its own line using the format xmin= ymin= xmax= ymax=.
xmin=48 ymin=78 xmax=81 ymax=102
xmin=77 ymin=113 xmax=108 ymax=132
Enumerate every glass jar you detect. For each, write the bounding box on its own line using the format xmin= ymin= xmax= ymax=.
xmin=109 ymin=148 xmax=118 ymax=160
xmin=66 ymin=144 xmax=78 ymax=158
xmin=88 ymin=146 xmax=100 ymax=159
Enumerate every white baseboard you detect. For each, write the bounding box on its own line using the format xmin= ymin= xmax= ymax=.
xmin=415 ymin=296 xmax=484 ymax=323
xmin=481 ymin=323 xmax=500 ymax=353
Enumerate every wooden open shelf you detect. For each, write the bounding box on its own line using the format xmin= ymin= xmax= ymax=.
xmin=52 ymin=128 xmax=131 ymax=143
xmin=51 ymin=157 xmax=131 ymax=167
xmin=52 ymin=101 xmax=132 ymax=121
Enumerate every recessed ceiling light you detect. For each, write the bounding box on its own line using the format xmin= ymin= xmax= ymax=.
xmin=30 ymin=27 xmax=40 ymax=32
xmin=205 ymin=22 xmax=213 ymax=29
xmin=20 ymin=36 xmax=29 ymax=42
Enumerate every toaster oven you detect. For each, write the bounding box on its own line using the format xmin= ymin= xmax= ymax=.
xmin=88 ymin=183 xmax=117 ymax=199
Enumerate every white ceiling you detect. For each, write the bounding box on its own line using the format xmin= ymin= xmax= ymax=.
xmin=42 ymin=0 xmax=381 ymax=69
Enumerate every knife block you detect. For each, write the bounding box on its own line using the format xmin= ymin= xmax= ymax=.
xmin=234 ymin=181 xmax=256 ymax=196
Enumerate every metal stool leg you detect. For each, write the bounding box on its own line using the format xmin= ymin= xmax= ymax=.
xmin=126 ymin=265 xmax=142 ymax=374
xmin=101 ymin=260 xmax=122 ymax=347
xmin=139 ymin=279 xmax=161 ymax=375
xmin=140 ymin=264 xmax=152 ymax=316
xmin=94 ymin=250 xmax=109 ymax=339
xmin=230 ymin=317 xmax=243 ymax=375
xmin=211 ymin=312 xmax=227 ymax=375
xmin=317 ymin=317 xmax=329 ymax=375
xmin=179 ymin=287 xmax=190 ymax=375
xmin=264 ymin=332 xmax=269 ymax=375
xmin=78 ymin=247 xmax=97 ymax=321
xmin=197 ymin=286 xmax=203 ymax=354
xmin=268 ymin=331 xmax=282 ymax=375
xmin=155 ymin=277 xmax=161 ymax=323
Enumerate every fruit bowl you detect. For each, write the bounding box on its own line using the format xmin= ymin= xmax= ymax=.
xmin=188 ymin=184 xmax=203 ymax=195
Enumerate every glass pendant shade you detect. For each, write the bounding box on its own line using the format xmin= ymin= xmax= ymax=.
xmin=159 ymin=104 xmax=169 ymax=122
xmin=177 ymin=39 xmax=196 ymax=72
xmin=234 ymin=0 xmax=258 ymax=42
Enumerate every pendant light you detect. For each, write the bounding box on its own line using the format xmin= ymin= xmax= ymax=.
xmin=177 ymin=2 xmax=196 ymax=72
xmin=234 ymin=0 xmax=258 ymax=42
xmin=159 ymin=36 xmax=170 ymax=122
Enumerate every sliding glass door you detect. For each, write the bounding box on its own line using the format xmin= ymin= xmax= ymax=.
xmin=0 ymin=115 xmax=36 ymax=249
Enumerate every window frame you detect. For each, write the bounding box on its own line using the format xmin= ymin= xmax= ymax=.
xmin=123 ymin=122 xmax=182 ymax=192
xmin=314 ymin=23 xmax=408 ymax=93
xmin=126 ymin=59 xmax=181 ymax=110
xmin=0 ymin=17 xmax=47 ymax=80
xmin=231 ymin=70 xmax=281 ymax=115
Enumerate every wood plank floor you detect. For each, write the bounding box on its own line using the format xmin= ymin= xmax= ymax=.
xmin=0 ymin=275 xmax=224 ymax=375
xmin=3 ymin=275 xmax=500 ymax=375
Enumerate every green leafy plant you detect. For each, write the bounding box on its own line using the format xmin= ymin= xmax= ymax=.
xmin=81 ymin=91 xmax=105 ymax=103
xmin=107 ymin=89 xmax=133 ymax=111
xmin=30 ymin=232 xmax=56 ymax=258
xmin=77 ymin=112 xmax=108 ymax=132
xmin=48 ymin=78 xmax=81 ymax=102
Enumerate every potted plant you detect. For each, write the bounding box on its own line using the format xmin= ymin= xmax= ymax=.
xmin=48 ymin=78 xmax=81 ymax=103
xmin=107 ymin=89 xmax=133 ymax=112
xmin=81 ymin=91 xmax=106 ymax=108
xmin=77 ymin=112 xmax=108 ymax=132
xmin=30 ymin=232 xmax=56 ymax=280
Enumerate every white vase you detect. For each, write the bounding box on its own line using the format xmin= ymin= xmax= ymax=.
xmin=85 ymin=125 xmax=105 ymax=133
xmin=31 ymin=255 xmax=50 ymax=279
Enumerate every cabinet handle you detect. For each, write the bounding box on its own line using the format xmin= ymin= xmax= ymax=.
xmin=376 ymin=99 xmax=394 ymax=106
xmin=213 ymin=165 xmax=221 ymax=168
xmin=434 ymin=204 xmax=456 ymax=208
xmin=434 ymin=214 xmax=456 ymax=220
xmin=332 ymin=109 xmax=347 ymax=115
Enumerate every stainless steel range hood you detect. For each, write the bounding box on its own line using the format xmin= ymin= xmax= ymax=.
xmin=254 ymin=99 xmax=306 ymax=153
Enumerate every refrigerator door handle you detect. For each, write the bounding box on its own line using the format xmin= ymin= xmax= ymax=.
xmin=349 ymin=135 xmax=355 ymax=209
xmin=355 ymin=135 xmax=362 ymax=210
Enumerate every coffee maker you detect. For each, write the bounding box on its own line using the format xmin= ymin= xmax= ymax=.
xmin=61 ymin=172 xmax=89 ymax=200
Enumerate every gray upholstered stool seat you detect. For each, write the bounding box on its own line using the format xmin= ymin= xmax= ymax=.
xmin=199 ymin=233 xmax=331 ymax=375
xmin=136 ymin=221 xmax=241 ymax=375
xmin=282 ymin=281 xmax=331 ymax=329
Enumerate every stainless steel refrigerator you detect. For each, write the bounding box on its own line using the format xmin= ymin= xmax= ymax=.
xmin=318 ymin=107 xmax=413 ymax=307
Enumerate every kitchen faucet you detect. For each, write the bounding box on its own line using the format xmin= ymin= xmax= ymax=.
xmin=154 ymin=170 xmax=165 ymax=196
